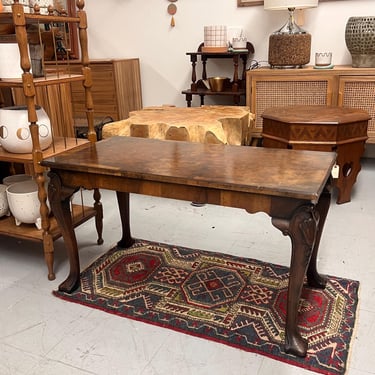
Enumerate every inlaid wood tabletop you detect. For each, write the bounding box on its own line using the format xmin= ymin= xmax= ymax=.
xmin=42 ymin=136 xmax=335 ymax=203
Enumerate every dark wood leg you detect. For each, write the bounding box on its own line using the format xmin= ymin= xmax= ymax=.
xmin=185 ymin=93 xmax=192 ymax=107
xmin=306 ymin=188 xmax=331 ymax=288
xmin=116 ymin=191 xmax=135 ymax=248
xmin=48 ymin=172 xmax=80 ymax=293
xmin=93 ymin=188 xmax=104 ymax=245
xmin=272 ymin=204 xmax=319 ymax=357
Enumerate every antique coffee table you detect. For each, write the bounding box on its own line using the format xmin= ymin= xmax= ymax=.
xmin=42 ymin=136 xmax=335 ymax=357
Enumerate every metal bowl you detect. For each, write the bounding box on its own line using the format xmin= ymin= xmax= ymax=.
xmin=208 ymin=77 xmax=228 ymax=92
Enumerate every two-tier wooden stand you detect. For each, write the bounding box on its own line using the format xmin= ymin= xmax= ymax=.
xmin=182 ymin=42 xmax=254 ymax=107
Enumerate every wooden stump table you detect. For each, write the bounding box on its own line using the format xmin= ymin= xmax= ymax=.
xmin=102 ymin=105 xmax=254 ymax=146
xmin=262 ymin=105 xmax=370 ymax=204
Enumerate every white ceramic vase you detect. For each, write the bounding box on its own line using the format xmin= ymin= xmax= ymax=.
xmin=0 ymin=105 xmax=52 ymax=153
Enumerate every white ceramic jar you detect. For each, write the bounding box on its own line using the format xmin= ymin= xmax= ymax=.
xmin=0 ymin=106 xmax=52 ymax=153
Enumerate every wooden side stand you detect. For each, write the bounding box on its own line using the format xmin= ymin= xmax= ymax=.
xmin=262 ymin=105 xmax=370 ymax=204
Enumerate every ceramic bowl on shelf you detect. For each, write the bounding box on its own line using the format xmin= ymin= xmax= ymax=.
xmin=6 ymin=180 xmax=42 ymax=229
xmin=0 ymin=184 xmax=10 ymax=218
xmin=2 ymin=174 xmax=33 ymax=187
xmin=0 ymin=105 xmax=52 ymax=153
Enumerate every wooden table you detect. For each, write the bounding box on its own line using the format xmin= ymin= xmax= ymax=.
xmin=41 ymin=136 xmax=336 ymax=358
xmin=262 ymin=105 xmax=370 ymax=204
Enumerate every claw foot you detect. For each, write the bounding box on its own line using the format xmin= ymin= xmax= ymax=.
xmin=285 ymin=332 xmax=308 ymax=357
xmin=58 ymin=274 xmax=80 ymax=293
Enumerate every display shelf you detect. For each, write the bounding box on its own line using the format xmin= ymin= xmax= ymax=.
xmin=0 ymin=137 xmax=89 ymax=163
xmin=182 ymin=42 xmax=254 ymax=107
xmin=0 ymin=11 xmax=80 ymax=25
xmin=0 ymin=0 xmax=102 ymax=281
xmin=0 ymin=74 xmax=85 ymax=87
xmin=0 ymin=204 xmax=96 ymax=242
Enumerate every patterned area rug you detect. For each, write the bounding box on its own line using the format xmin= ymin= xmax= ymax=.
xmin=54 ymin=240 xmax=359 ymax=375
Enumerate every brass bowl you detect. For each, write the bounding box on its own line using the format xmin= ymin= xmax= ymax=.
xmin=208 ymin=77 xmax=228 ymax=92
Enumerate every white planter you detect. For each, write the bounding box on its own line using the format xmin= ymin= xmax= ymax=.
xmin=0 ymin=106 xmax=52 ymax=153
xmin=6 ymin=180 xmax=42 ymax=229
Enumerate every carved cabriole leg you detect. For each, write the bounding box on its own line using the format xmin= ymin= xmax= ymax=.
xmin=93 ymin=188 xmax=104 ymax=245
xmin=48 ymin=171 xmax=80 ymax=293
xmin=272 ymin=204 xmax=319 ymax=357
xmin=116 ymin=191 xmax=135 ymax=248
xmin=307 ymin=188 xmax=331 ymax=289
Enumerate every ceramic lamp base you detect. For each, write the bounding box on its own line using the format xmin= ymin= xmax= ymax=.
xmin=268 ymin=33 xmax=311 ymax=68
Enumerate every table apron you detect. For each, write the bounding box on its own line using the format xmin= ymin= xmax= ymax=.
xmin=51 ymin=169 xmax=309 ymax=218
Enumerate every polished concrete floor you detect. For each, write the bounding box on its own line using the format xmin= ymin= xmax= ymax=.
xmin=0 ymin=158 xmax=374 ymax=375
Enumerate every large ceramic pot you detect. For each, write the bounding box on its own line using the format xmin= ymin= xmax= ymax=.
xmin=345 ymin=16 xmax=375 ymax=68
xmin=0 ymin=105 xmax=52 ymax=153
xmin=6 ymin=180 xmax=42 ymax=229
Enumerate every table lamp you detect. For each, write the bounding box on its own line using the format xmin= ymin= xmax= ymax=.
xmin=264 ymin=0 xmax=318 ymax=68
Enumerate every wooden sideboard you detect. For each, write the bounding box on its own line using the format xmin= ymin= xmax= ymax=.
xmin=11 ymin=59 xmax=143 ymax=136
xmin=246 ymin=66 xmax=375 ymax=143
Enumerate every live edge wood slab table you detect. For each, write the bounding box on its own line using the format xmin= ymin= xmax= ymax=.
xmin=101 ymin=105 xmax=253 ymax=145
xmin=41 ymin=136 xmax=336 ymax=358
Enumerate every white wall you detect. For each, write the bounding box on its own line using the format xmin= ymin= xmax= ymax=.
xmin=84 ymin=0 xmax=374 ymax=108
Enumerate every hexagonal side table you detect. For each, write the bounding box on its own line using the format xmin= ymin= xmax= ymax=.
xmin=262 ymin=105 xmax=370 ymax=204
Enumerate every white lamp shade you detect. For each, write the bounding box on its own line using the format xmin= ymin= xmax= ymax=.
xmin=264 ymin=0 xmax=318 ymax=10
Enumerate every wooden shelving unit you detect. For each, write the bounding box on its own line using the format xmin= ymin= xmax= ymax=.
xmin=0 ymin=0 xmax=102 ymax=280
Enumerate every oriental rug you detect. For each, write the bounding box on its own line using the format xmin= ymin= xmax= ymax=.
xmin=54 ymin=239 xmax=359 ymax=375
